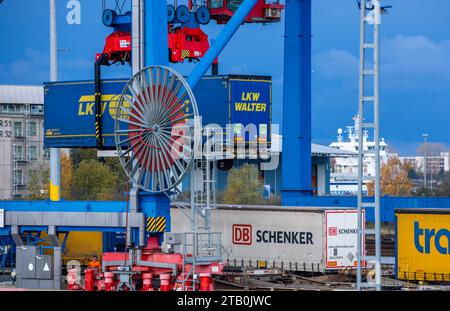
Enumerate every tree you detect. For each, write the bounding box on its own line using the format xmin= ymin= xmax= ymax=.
xmin=71 ymin=159 xmax=119 ymax=200
xmin=70 ymin=149 xmax=97 ymax=168
xmin=368 ymin=157 xmax=413 ymax=196
xmin=69 ymin=149 xmax=128 ymax=200
xmin=222 ymin=164 xmax=264 ymax=205
xmin=436 ymin=172 xmax=450 ymax=196
xmin=61 ymin=153 xmax=73 ymax=199
xmin=27 ymin=162 xmax=50 ymax=199
xmin=104 ymin=156 xmax=128 ymax=197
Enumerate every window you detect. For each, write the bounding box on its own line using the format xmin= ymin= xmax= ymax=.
xmin=43 ymin=148 xmax=50 ymax=160
xmin=29 ymin=146 xmax=37 ymax=160
xmin=30 ymin=122 xmax=37 ymax=136
xmin=209 ymin=0 xmax=224 ymax=9
xmin=14 ymin=170 xmax=23 ymax=185
xmin=31 ymin=104 xmax=44 ymax=114
xmin=227 ymin=0 xmax=243 ymax=12
xmin=14 ymin=122 xmax=23 ymax=137
xmin=14 ymin=145 xmax=23 ymax=160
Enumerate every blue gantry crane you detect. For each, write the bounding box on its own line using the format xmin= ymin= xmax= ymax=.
xmin=0 ymin=0 xmax=312 ymax=290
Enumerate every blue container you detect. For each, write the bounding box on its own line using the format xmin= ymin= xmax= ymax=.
xmin=44 ymin=75 xmax=272 ymax=148
xmin=44 ymin=79 xmax=128 ymax=148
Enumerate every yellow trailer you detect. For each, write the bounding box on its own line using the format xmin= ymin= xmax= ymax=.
xmin=396 ymin=209 xmax=450 ymax=282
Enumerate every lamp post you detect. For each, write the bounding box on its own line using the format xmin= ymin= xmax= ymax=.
xmin=49 ymin=0 xmax=61 ymax=201
xmin=422 ymin=133 xmax=429 ymax=193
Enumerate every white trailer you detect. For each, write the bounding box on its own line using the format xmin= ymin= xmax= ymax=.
xmin=170 ymin=206 xmax=363 ymax=273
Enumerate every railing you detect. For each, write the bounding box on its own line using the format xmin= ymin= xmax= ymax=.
xmin=182 ymin=231 xmax=222 ymax=260
xmin=181 ymin=231 xmax=222 ymax=290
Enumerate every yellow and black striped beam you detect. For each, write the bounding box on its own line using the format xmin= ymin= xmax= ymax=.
xmin=181 ymin=50 xmax=190 ymax=59
xmin=147 ymin=216 xmax=166 ymax=232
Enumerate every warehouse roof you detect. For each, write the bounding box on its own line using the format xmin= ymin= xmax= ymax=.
xmin=0 ymin=85 xmax=44 ymax=104
xmin=271 ymin=134 xmax=357 ymax=156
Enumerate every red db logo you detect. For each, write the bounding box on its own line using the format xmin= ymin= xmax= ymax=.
xmin=328 ymin=227 xmax=338 ymax=236
xmin=232 ymin=224 xmax=252 ymax=245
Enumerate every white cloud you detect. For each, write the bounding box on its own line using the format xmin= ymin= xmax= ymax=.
xmin=381 ymin=35 xmax=450 ymax=91
xmin=0 ymin=48 xmax=49 ymax=84
xmin=313 ymin=35 xmax=450 ymax=93
xmin=0 ymin=47 xmax=93 ymax=84
xmin=313 ymin=49 xmax=358 ymax=81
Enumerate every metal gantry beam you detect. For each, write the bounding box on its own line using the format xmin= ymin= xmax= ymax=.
xmin=281 ymin=0 xmax=312 ymax=205
xmin=144 ymin=0 xmax=168 ymax=67
xmin=356 ymin=0 xmax=383 ymax=291
xmin=187 ymin=0 xmax=258 ymax=89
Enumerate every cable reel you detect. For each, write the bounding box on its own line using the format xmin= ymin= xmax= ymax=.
xmin=114 ymin=66 xmax=199 ymax=193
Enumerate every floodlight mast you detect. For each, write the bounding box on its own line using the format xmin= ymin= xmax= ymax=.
xmin=356 ymin=0 xmax=390 ymax=291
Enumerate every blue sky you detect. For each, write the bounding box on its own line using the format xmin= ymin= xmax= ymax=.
xmin=0 ymin=0 xmax=449 ymax=155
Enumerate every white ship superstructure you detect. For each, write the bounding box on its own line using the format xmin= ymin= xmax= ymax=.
xmin=329 ymin=114 xmax=389 ymax=195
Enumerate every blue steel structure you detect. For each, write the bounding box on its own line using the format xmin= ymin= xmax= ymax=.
xmin=281 ymin=0 xmax=312 ymax=204
xmin=0 ymin=196 xmax=170 ymax=240
xmin=1 ymin=0 xmax=263 ymax=255
xmin=2 ymin=0 xmax=449 ymax=286
xmin=0 ymin=0 xmax=278 ymax=278
xmin=187 ymin=0 xmax=258 ymax=87
xmin=144 ymin=1 xmax=169 ymax=67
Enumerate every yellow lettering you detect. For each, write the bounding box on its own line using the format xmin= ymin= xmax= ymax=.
xmin=253 ymin=92 xmax=260 ymax=101
xmin=78 ymin=103 xmax=85 ymax=116
xmin=234 ymin=101 xmax=267 ymax=112
xmin=86 ymin=103 xmax=94 ymax=115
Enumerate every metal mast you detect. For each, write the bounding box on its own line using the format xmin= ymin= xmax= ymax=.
xmin=49 ymin=0 xmax=61 ymax=201
xmin=356 ymin=0 xmax=384 ymax=291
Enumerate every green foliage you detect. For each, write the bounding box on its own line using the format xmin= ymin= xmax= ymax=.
xmin=222 ymin=164 xmax=264 ymax=205
xmin=407 ymin=167 xmax=418 ymax=180
xmin=104 ymin=156 xmax=128 ymax=195
xmin=71 ymin=159 xmax=120 ymax=200
xmin=27 ymin=162 xmax=50 ymax=200
xmin=70 ymin=149 xmax=97 ymax=168
xmin=436 ymin=172 xmax=450 ymax=196
xmin=68 ymin=149 xmax=128 ymax=200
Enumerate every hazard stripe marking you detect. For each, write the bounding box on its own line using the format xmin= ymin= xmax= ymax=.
xmin=146 ymin=216 xmax=166 ymax=232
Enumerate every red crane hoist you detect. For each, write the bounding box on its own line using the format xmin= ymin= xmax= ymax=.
xmin=168 ymin=26 xmax=211 ymax=63
xmin=206 ymin=0 xmax=284 ymax=24
xmin=96 ymin=27 xmax=211 ymax=65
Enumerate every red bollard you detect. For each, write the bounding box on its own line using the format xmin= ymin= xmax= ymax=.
xmin=199 ymin=273 xmax=212 ymax=291
xmin=67 ymin=268 xmax=80 ymax=290
xmin=142 ymin=273 xmax=154 ymax=291
xmin=159 ymin=274 xmax=172 ymax=291
xmin=85 ymin=269 xmax=95 ymax=291
xmin=104 ymin=272 xmax=115 ymax=291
